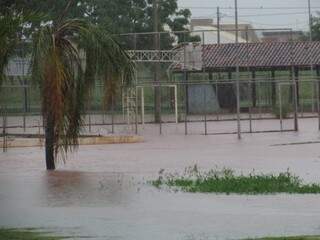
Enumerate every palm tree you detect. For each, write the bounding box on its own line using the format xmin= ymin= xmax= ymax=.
xmin=1 ymin=8 xmax=134 ymax=170
xmin=31 ymin=19 xmax=134 ymax=170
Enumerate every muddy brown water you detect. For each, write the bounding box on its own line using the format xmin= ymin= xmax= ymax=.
xmin=1 ymin=119 xmax=320 ymax=239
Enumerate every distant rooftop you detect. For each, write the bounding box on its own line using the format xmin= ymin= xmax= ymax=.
xmin=262 ymin=31 xmax=304 ymax=36
xmin=190 ymin=18 xmax=259 ymax=43
xmin=174 ymin=41 xmax=320 ymax=71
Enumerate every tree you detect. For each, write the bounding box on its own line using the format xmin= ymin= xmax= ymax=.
xmin=0 ymin=0 xmax=199 ymax=48
xmin=0 ymin=12 xmax=27 ymax=86
xmin=302 ymin=13 xmax=320 ymax=41
xmin=311 ymin=13 xmax=320 ymax=40
xmin=0 ymin=5 xmax=134 ymax=170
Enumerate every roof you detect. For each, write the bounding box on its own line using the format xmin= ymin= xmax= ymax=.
xmin=176 ymin=41 xmax=320 ymax=71
xmin=262 ymin=31 xmax=304 ymax=37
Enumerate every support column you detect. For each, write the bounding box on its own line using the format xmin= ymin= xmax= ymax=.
xmin=228 ymin=71 xmax=237 ymax=112
xmin=316 ymin=66 xmax=320 ymax=130
xmin=185 ymin=72 xmax=189 ymax=114
xmin=153 ymin=2 xmax=161 ymax=123
xmin=170 ymin=74 xmax=176 ymax=110
xmin=292 ymin=66 xmax=299 ymax=131
xmin=294 ymin=67 xmax=300 ymax=107
xmin=215 ymin=71 xmax=236 ymax=111
xmin=213 ymin=71 xmax=220 ymax=120
xmin=209 ymin=71 xmax=216 ymax=106
xmin=271 ymin=70 xmax=276 ymax=107
xmin=209 ymin=72 xmax=213 ymax=82
xmin=23 ymin=78 xmax=28 ymax=112
xmin=317 ymin=66 xmax=320 ymax=98
xmin=184 ymin=71 xmax=188 ymax=135
xmin=288 ymin=69 xmax=293 ymax=103
xmin=251 ymin=70 xmax=256 ymax=107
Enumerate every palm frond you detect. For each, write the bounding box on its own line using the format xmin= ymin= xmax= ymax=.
xmin=83 ymin=25 xmax=135 ymax=106
xmin=31 ymin=18 xmax=135 ymax=163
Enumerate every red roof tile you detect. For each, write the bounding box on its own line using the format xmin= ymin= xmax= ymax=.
xmin=179 ymin=41 xmax=320 ymax=70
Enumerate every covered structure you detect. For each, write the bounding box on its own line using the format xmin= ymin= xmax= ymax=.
xmin=201 ymin=41 xmax=320 ymax=70
xmin=173 ymin=41 xmax=320 ymax=115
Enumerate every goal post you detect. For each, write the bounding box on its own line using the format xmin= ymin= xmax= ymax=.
xmin=137 ymin=84 xmax=178 ymax=126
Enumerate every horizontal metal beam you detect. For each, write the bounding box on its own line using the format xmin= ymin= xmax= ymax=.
xmin=126 ymin=50 xmax=183 ymax=63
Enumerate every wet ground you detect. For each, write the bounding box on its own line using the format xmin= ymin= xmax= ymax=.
xmin=1 ymin=118 xmax=320 ymax=239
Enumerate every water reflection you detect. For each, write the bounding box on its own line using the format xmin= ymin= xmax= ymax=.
xmin=41 ymin=171 xmax=139 ymax=207
xmin=1 ymin=170 xmax=320 ymax=240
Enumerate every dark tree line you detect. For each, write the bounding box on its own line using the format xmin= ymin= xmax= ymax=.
xmin=0 ymin=0 xmax=199 ymax=49
xmin=311 ymin=13 xmax=320 ymax=40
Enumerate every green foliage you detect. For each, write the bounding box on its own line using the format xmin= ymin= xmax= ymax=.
xmin=0 ymin=10 xmax=45 ymax=87
xmin=0 ymin=0 xmax=199 ymax=49
xmin=247 ymin=236 xmax=320 ymax=240
xmin=152 ymin=165 xmax=320 ymax=194
xmin=303 ymin=13 xmax=320 ymax=41
xmin=1 ymin=2 xmax=135 ymax=166
xmin=311 ymin=13 xmax=320 ymax=41
xmin=0 ymin=229 xmax=66 ymax=240
xmin=31 ymin=17 xmax=134 ymax=162
xmin=0 ymin=12 xmax=25 ymax=86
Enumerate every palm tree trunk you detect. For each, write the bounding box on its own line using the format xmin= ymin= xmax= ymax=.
xmin=45 ymin=115 xmax=55 ymax=170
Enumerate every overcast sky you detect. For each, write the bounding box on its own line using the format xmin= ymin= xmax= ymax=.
xmin=178 ymin=0 xmax=320 ymax=31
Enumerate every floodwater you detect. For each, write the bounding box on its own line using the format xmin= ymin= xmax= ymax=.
xmin=1 ymin=118 xmax=320 ymax=239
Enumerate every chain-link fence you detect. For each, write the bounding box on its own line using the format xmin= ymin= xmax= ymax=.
xmin=1 ymin=28 xmax=320 ymax=141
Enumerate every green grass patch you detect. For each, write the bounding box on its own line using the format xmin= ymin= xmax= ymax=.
xmin=247 ymin=236 xmax=320 ymax=240
xmin=151 ymin=166 xmax=320 ymax=194
xmin=0 ymin=228 xmax=66 ymax=240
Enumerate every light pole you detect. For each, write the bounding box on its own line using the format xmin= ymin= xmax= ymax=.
xmin=235 ymin=0 xmax=239 ymax=44
xmin=217 ymin=7 xmax=221 ymax=44
xmin=153 ymin=0 xmax=161 ymax=125
xmin=308 ymin=0 xmax=313 ymax=42
xmin=235 ymin=0 xmax=241 ymax=139
xmin=308 ymin=0 xmax=315 ymax=112
xmin=309 ymin=0 xmax=320 ymax=129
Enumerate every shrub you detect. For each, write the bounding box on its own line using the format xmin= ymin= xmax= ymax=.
xmin=151 ymin=166 xmax=320 ymax=194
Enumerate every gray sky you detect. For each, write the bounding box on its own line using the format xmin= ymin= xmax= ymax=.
xmin=178 ymin=0 xmax=320 ymax=31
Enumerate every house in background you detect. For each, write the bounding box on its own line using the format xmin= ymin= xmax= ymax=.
xmin=211 ymin=23 xmax=260 ymax=43
xmin=261 ymin=31 xmax=304 ymax=42
xmin=190 ymin=18 xmax=259 ymax=44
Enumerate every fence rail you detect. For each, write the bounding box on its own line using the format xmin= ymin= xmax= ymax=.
xmin=1 ymin=79 xmax=320 ymax=140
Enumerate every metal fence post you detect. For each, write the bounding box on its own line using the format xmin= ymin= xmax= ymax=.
xmin=249 ymin=98 xmax=252 ymax=133
xmin=316 ymin=68 xmax=320 ymax=130
xmin=111 ymin=94 xmax=115 ymax=134
xmin=174 ymin=85 xmax=178 ymax=124
xmin=141 ymin=87 xmax=145 ymax=126
xmin=159 ymin=85 xmax=162 ymax=135
xmin=183 ymin=38 xmax=188 ymax=135
xmin=135 ymin=87 xmax=138 ymax=135
xmin=293 ymin=69 xmax=299 ymax=132
xmin=204 ymin=85 xmax=207 ymax=135
xmin=278 ymin=84 xmax=283 ymax=132
xmin=2 ymin=110 xmax=7 ymax=153
xmin=185 ymin=83 xmax=188 ymax=135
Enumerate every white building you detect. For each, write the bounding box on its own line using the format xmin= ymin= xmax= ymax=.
xmin=190 ymin=18 xmax=259 ymax=44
